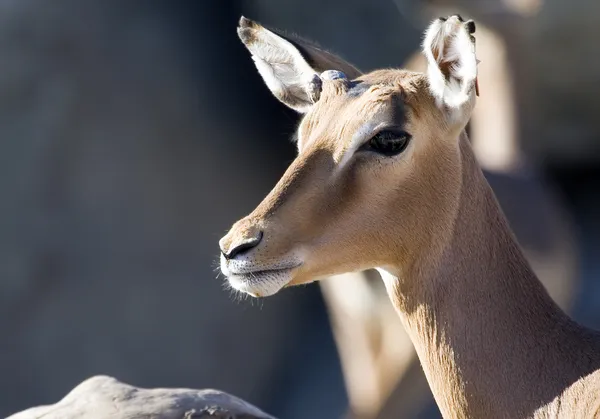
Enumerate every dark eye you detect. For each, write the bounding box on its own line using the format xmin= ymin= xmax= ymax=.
xmin=362 ymin=130 xmax=411 ymax=157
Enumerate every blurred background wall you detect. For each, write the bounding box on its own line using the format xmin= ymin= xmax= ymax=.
xmin=0 ymin=1 xmax=345 ymax=418
xmin=1 ymin=1 xmax=599 ymax=419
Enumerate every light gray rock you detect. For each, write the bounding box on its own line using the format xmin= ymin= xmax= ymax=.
xmin=7 ymin=376 xmax=276 ymax=419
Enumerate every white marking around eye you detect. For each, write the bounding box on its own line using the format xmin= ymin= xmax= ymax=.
xmin=335 ymin=120 xmax=387 ymax=171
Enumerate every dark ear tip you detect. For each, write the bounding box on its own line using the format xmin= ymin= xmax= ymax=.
xmin=239 ymin=16 xmax=257 ymax=29
xmin=237 ymin=27 xmax=251 ymax=44
xmin=238 ymin=16 xmax=261 ymax=45
xmin=466 ymin=20 xmax=476 ymax=34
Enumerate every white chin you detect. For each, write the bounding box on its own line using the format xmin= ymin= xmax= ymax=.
xmin=226 ymin=270 xmax=293 ymax=297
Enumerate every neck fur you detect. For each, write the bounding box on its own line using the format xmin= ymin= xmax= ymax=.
xmin=378 ymin=132 xmax=600 ymax=418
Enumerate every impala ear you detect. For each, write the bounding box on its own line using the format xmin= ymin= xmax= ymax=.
xmin=423 ymin=15 xmax=479 ymax=116
xmin=237 ymin=16 xmax=361 ymax=113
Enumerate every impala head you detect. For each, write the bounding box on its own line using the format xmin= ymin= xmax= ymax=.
xmin=220 ymin=15 xmax=479 ymax=297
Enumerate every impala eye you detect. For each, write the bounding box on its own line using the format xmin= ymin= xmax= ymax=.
xmin=362 ymin=130 xmax=411 ymax=157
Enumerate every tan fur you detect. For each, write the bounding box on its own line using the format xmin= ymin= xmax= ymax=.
xmin=221 ymin=16 xmax=600 ymax=418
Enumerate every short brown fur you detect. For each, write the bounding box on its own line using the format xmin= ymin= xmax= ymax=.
xmin=221 ymin=16 xmax=600 ymax=418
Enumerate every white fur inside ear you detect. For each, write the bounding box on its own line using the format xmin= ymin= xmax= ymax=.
xmin=423 ymin=18 xmax=478 ymax=111
xmin=423 ymin=19 xmax=447 ymax=104
xmin=243 ymin=26 xmax=316 ymax=113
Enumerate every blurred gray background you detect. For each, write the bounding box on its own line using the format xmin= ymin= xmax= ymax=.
xmin=2 ymin=1 xmax=600 ymax=418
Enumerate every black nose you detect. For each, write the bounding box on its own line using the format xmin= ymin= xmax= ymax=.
xmin=222 ymin=231 xmax=263 ymax=260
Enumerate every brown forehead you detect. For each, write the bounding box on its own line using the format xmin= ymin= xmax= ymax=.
xmin=358 ymin=68 xmax=425 ymax=90
xmin=298 ymin=69 xmax=428 ymax=145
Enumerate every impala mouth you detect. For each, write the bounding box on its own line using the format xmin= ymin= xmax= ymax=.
xmin=222 ymin=262 xmax=301 ymax=297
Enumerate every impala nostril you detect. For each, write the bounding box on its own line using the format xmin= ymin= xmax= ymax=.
xmin=223 ymin=231 xmax=264 ymax=260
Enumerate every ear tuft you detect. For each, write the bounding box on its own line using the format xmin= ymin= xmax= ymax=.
xmin=237 ymin=16 xmax=260 ymax=44
xmin=238 ymin=16 xmax=255 ymax=29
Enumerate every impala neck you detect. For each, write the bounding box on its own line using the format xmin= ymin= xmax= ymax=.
xmin=380 ymin=132 xmax=600 ymax=418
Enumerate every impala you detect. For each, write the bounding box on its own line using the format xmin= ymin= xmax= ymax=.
xmin=219 ymin=15 xmax=600 ymax=418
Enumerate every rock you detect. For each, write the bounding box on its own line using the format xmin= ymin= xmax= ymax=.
xmin=7 ymin=376 xmax=276 ymax=419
